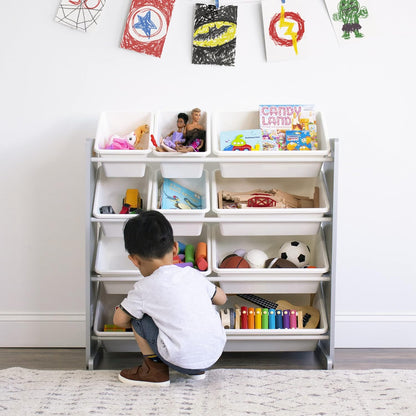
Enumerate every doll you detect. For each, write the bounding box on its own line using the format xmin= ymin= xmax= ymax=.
xmin=157 ymin=113 xmax=188 ymax=152
xmin=176 ymin=108 xmax=206 ymax=153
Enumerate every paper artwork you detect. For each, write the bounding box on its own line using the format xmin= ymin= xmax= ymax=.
xmin=192 ymin=3 xmax=238 ymax=66
xmin=120 ymin=0 xmax=176 ymax=58
xmin=55 ymin=0 xmax=106 ymax=32
xmin=261 ymin=0 xmax=311 ymax=62
xmin=324 ymin=0 xmax=374 ymax=45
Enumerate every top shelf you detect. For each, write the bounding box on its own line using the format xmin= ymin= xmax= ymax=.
xmin=92 ymin=109 xmax=333 ymax=178
xmin=90 ymin=150 xmax=334 ymax=179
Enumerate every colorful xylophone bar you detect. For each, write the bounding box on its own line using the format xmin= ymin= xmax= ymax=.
xmin=220 ymin=306 xmax=304 ymax=329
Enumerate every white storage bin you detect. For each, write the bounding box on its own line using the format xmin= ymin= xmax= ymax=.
xmin=151 ymin=170 xmax=210 ymax=235
xmin=211 ymin=228 xmax=329 ymax=293
xmin=221 ymin=291 xmax=328 ymax=352
xmin=212 ymin=170 xmax=330 ymax=235
xmin=94 ymin=226 xmax=212 ymax=281
xmin=95 ymin=277 xmax=138 ymax=295
xmin=212 ymin=110 xmax=330 ymax=177
xmin=152 ymin=110 xmax=211 ymax=178
xmin=94 ymin=111 xmax=154 ymax=177
xmin=92 ymin=167 xmax=152 ymax=237
xmin=93 ymin=286 xmax=133 ymax=338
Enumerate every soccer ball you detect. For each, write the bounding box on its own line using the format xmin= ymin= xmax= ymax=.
xmin=278 ymin=240 xmax=311 ymax=268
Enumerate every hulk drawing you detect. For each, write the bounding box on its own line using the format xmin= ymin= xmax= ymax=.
xmin=333 ymin=0 xmax=368 ymax=39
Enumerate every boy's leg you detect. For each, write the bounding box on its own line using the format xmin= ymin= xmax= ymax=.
xmin=118 ymin=315 xmax=170 ymax=386
xmin=132 ymin=330 xmax=156 ymax=355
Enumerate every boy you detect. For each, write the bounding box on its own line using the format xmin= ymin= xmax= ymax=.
xmin=113 ymin=210 xmax=227 ymax=386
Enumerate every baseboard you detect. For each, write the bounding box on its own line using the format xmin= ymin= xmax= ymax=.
xmin=1 ymin=313 xmax=416 ymax=348
xmin=335 ymin=315 xmax=416 ymax=348
xmin=0 ymin=313 xmax=85 ymax=347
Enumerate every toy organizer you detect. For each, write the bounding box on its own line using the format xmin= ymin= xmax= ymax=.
xmin=86 ymin=109 xmax=338 ymax=369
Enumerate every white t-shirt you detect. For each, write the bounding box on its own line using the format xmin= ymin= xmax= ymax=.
xmin=121 ymin=264 xmax=226 ymax=369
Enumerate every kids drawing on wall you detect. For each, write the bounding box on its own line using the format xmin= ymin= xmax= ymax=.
xmin=55 ymin=0 xmax=107 ymax=32
xmin=324 ymin=0 xmax=373 ymax=45
xmin=192 ymin=3 xmax=238 ymax=66
xmin=120 ymin=0 xmax=176 ymax=58
xmin=332 ymin=0 xmax=368 ymax=39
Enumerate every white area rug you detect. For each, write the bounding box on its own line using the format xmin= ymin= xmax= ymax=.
xmin=1 ymin=367 xmax=415 ymax=415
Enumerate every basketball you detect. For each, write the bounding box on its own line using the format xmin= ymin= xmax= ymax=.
xmin=219 ymin=254 xmax=250 ymax=268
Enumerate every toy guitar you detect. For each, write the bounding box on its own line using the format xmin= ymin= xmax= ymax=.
xmin=237 ymin=294 xmax=320 ymax=329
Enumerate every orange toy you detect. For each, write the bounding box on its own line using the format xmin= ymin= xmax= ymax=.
xmin=195 ymin=242 xmax=208 ymax=271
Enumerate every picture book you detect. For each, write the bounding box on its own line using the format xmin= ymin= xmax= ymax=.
xmin=159 ymin=179 xmax=202 ymax=210
xmin=220 ymin=129 xmax=262 ymax=151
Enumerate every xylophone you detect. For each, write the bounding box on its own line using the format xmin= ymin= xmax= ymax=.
xmin=219 ymin=294 xmax=320 ymax=329
xmin=221 ymin=306 xmax=304 ymax=329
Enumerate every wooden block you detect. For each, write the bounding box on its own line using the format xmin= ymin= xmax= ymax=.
xmin=234 ymin=304 xmax=241 ymax=330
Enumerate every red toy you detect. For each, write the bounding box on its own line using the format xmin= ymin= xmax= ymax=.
xmin=195 ymin=242 xmax=208 ymax=271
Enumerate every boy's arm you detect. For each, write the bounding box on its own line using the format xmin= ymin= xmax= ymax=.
xmin=113 ymin=306 xmax=132 ymax=329
xmin=212 ymin=286 xmax=227 ymax=306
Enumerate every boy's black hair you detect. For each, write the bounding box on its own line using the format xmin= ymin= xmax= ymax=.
xmin=123 ymin=210 xmax=174 ymax=259
xmin=177 ymin=112 xmax=189 ymax=124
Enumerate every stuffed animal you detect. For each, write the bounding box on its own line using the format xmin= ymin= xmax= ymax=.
xmin=104 ymin=124 xmax=150 ymax=150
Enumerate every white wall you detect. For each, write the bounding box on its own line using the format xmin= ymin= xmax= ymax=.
xmin=1 ymin=0 xmax=415 ymax=348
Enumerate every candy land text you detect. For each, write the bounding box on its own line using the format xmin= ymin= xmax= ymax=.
xmin=260 ymin=105 xmax=306 ymax=129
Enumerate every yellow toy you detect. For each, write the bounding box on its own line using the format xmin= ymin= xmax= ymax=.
xmin=133 ymin=124 xmax=150 ymax=149
xmin=124 ymin=189 xmax=141 ymax=209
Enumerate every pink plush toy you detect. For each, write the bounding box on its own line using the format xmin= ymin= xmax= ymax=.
xmin=103 ymin=124 xmax=150 ymax=150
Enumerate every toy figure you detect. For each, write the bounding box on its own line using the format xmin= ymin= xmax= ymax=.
xmin=156 ymin=113 xmax=189 ymax=152
xmin=332 ymin=0 xmax=368 ymax=39
xmin=104 ymin=124 xmax=150 ymax=150
xmin=176 ymin=108 xmax=206 ymax=153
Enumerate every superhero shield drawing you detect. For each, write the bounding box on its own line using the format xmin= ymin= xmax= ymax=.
xmin=192 ymin=3 xmax=238 ymax=66
xmin=120 ymin=0 xmax=176 ymax=58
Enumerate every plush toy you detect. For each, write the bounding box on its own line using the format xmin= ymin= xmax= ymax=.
xmin=278 ymin=240 xmax=311 ymax=268
xmin=104 ymin=124 xmax=150 ymax=150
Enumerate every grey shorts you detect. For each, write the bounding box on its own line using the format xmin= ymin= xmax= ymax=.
xmin=131 ymin=314 xmax=206 ymax=375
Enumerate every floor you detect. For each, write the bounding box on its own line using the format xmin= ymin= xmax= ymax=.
xmin=1 ymin=348 xmax=416 ymax=371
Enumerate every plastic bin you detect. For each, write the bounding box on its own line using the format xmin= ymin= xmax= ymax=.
xmin=212 ymin=110 xmax=330 ymax=177
xmin=94 ymin=111 xmax=154 ymax=177
xmin=92 ymin=167 xmax=152 ymax=237
xmin=212 ymin=170 xmax=330 ymax=235
xmin=93 ymin=285 xmax=138 ymax=352
xmin=95 ymin=226 xmax=212 ymax=282
xmin=152 ymin=110 xmax=211 ymax=178
xmin=151 ymin=170 xmax=210 ymax=235
xmin=221 ymin=291 xmax=328 ymax=352
xmin=211 ymin=227 xmax=329 ymax=293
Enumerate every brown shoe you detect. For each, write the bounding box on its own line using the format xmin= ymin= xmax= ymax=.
xmin=118 ymin=357 xmax=170 ymax=386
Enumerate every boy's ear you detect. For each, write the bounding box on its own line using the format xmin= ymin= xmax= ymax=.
xmin=173 ymin=241 xmax=179 ymax=257
xmin=128 ymin=254 xmax=141 ymax=269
